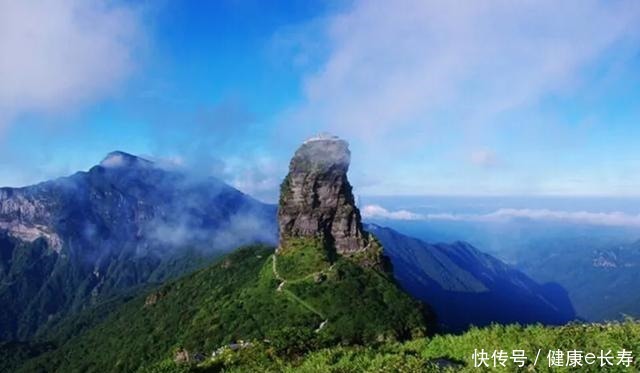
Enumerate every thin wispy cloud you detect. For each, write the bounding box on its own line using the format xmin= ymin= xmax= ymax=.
xmin=289 ymin=0 xmax=640 ymax=140
xmin=225 ymin=156 xmax=284 ymax=203
xmin=272 ymin=0 xmax=640 ymax=196
xmin=362 ymin=204 xmax=640 ymax=227
xmin=0 ymin=0 xmax=145 ymax=131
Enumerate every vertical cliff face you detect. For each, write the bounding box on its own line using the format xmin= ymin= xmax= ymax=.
xmin=277 ymin=135 xmax=383 ymax=267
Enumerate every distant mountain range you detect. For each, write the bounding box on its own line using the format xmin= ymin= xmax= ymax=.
xmin=368 ymin=224 xmax=575 ymax=330
xmin=364 ymin=202 xmax=640 ymax=323
xmin=516 ymin=237 xmax=640 ymax=321
xmin=0 ymin=151 xmax=276 ymax=340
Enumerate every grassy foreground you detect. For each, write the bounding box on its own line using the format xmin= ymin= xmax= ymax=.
xmin=147 ymin=320 xmax=640 ymax=372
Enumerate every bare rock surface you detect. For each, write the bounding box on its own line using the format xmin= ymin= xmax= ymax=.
xmin=278 ymin=135 xmax=383 ymax=266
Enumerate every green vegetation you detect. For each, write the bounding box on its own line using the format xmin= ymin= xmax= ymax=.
xmin=146 ymin=321 xmax=640 ymax=372
xmin=0 ymin=228 xmax=220 ymax=342
xmin=18 ymin=244 xmax=429 ymax=372
xmin=280 ymin=288 xmax=326 ymax=319
xmin=0 ymin=341 xmax=54 ymax=373
xmin=284 ymin=259 xmax=429 ymax=344
xmin=276 ymin=237 xmax=331 ymax=279
xmin=14 ymin=242 xmax=639 ymax=372
xmin=517 ymin=239 xmax=640 ymax=321
xmin=278 ymin=174 xmax=292 ymax=205
xmin=344 ymin=233 xmax=389 ymax=270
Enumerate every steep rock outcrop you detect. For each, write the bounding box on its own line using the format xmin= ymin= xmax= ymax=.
xmin=277 ymin=135 xmax=382 ymax=267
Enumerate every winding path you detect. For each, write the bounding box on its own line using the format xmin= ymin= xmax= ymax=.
xmin=271 ymin=254 xmax=328 ymax=332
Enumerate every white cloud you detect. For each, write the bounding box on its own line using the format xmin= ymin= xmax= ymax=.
xmin=100 ymin=153 xmax=126 ymax=168
xmin=362 ymin=204 xmax=640 ymax=227
xmin=481 ymin=208 xmax=640 ymax=227
xmin=149 ymin=152 xmax=284 ymax=204
xmin=225 ymin=156 xmax=284 ymax=203
xmin=0 ymin=0 xmax=144 ymax=130
xmin=288 ymin=0 xmax=640 ymax=141
xmin=361 ymin=204 xmax=424 ymax=220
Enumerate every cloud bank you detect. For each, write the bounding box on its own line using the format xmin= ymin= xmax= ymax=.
xmin=361 ymin=204 xmax=424 ymax=221
xmin=288 ymin=0 xmax=640 ymax=141
xmin=362 ymin=204 xmax=640 ymax=228
xmin=146 ymin=99 xmax=285 ymax=203
xmin=0 ymin=0 xmax=144 ymax=130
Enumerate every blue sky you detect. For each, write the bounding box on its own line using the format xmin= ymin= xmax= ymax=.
xmin=1 ymin=0 xmax=640 ymax=202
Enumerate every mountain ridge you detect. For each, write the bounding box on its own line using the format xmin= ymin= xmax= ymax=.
xmin=0 ymin=152 xmax=276 ymax=340
xmin=368 ymin=224 xmax=576 ymax=330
